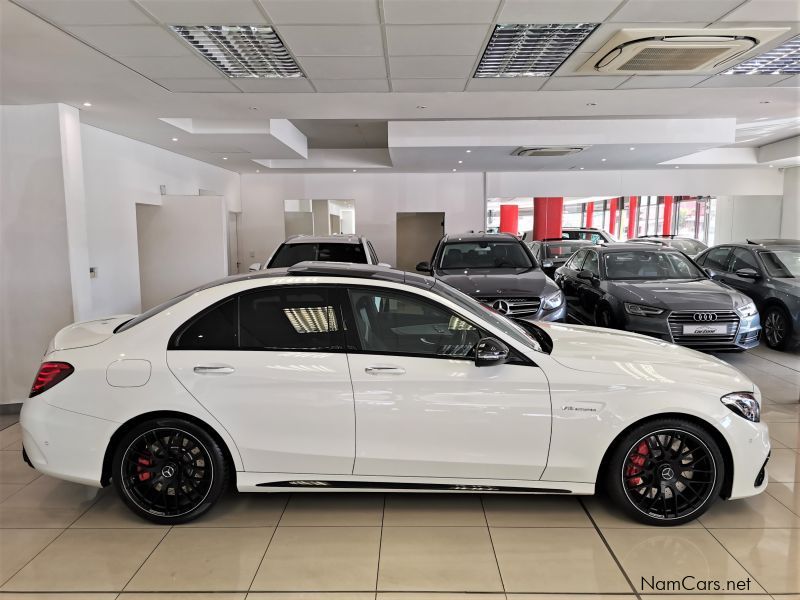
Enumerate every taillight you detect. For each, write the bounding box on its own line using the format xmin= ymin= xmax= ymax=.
xmin=29 ymin=362 xmax=74 ymax=398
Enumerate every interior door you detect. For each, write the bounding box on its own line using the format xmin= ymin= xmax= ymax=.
xmin=167 ymin=286 xmax=355 ymax=475
xmin=344 ymin=287 xmax=551 ymax=481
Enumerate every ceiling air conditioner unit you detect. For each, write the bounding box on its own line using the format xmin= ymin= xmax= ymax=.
xmin=578 ymin=28 xmax=788 ymax=75
xmin=512 ymin=146 xmax=586 ymax=157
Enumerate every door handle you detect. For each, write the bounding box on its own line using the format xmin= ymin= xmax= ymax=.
xmin=193 ymin=365 xmax=235 ymax=375
xmin=365 ymin=366 xmax=406 ymax=375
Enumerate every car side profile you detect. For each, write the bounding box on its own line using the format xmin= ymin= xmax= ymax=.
xmin=250 ymin=234 xmax=385 ymax=270
xmin=22 ymin=262 xmax=769 ymax=526
xmin=528 ymin=238 xmax=594 ymax=278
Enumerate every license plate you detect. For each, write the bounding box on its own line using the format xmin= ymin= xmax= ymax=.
xmin=682 ymin=324 xmax=727 ymax=335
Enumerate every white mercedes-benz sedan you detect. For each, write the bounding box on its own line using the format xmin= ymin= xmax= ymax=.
xmin=21 ymin=262 xmax=770 ymax=526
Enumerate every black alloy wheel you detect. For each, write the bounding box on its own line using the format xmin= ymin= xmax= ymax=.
xmin=763 ymin=306 xmax=790 ymax=350
xmin=606 ymin=419 xmax=724 ymax=526
xmin=112 ymin=418 xmax=228 ymax=524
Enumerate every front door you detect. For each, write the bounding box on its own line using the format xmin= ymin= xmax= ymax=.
xmin=167 ymin=286 xmax=355 ymax=475
xmin=344 ymin=286 xmax=551 ymax=481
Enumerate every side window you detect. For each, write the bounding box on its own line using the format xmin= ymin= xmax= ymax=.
xmin=704 ymin=247 xmax=732 ymax=271
xmin=730 ymin=248 xmax=758 ymax=272
xmin=583 ymin=251 xmax=600 ymax=276
xmin=567 ymin=249 xmax=587 ymax=269
xmin=171 ymin=298 xmax=238 ymax=350
xmin=348 ymin=289 xmax=481 ymax=358
xmin=239 ymin=287 xmax=341 ymax=350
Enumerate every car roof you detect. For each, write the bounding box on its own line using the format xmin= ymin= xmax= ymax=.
xmin=284 ymin=234 xmax=363 ymax=244
xmin=442 ymin=232 xmax=521 ymax=243
xmin=596 ymin=243 xmax=681 ymax=253
xmin=745 ymin=238 xmax=800 ymax=246
xmin=538 ymin=238 xmax=594 ymax=245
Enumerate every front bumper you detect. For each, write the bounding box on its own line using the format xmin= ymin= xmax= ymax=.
xmin=723 ymin=414 xmax=771 ymax=500
xmin=621 ymin=311 xmax=760 ymax=351
xmin=523 ymin=301 xmax=567 ymax=323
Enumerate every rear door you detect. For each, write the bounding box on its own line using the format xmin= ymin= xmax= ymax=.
xmin=556 ymin=248 xmax=587 ymax=314
xmin=575 ymin=249 xmax=603 ymax=321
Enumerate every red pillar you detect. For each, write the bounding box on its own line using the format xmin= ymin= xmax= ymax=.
xmin=585 ymin=202 xmax=594 ymax=228
xmin=662 ymin=196 xmax=673 ymax=236
xmin=608 ymin=197 xmax=618 ymax=237
xmin=627 ymin=196 xmax=638 ymax=239
xmin=499 ymin=204 xmax=519 ymax=234
xmin=533 ymin=197 xmax=564 ymax=240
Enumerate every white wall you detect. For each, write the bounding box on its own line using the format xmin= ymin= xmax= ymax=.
xmin=239 ymin=172 xmax=485 ymax=267
xmin=714 ymin=196 xmax=785 ymax=244
xmin=781 ymin=167 xmax=800 ymax=239
xmin=81 ymin=125 xmax=241 ymax=317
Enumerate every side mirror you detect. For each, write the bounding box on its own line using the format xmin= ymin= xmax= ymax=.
xmin=577 ymin=270 xmax=595 ymax=280
xmin=475 ymin=337 xmax=509 ymax=367
xmin=735 ymin=268 xmax=760 ymax=279
xmin=248 ymin=262 xmax=262 ymax=272
xmin=416 ymin=261 xmax=431 ymax=273
xmin=704 ymin=267 xmax=718 ymax=278
xmin=542 ymin=259 xmax=554 ymax=269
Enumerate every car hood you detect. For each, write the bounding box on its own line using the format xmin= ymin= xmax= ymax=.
xmin=49 ymin=315 xmax=133 ymax=353
xmin=537 ymin=321 xmax=753 ymax=391
xmin=607 ymin=279 xmax=750 ymax=311
xmin=435 ymin=267 xmax=555 ymax=297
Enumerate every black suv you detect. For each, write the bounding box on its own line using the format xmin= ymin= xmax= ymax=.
xmin=695 ymin=239 xmax=800 ymax=350
xmin=416 ymin=232 xmax=566 ymax=322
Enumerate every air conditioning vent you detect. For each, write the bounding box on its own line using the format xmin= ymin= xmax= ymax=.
xmin=578 ymin=28 xmax=788 ymax=75
xmin=512 ymin=146 xmax=585 ymax=157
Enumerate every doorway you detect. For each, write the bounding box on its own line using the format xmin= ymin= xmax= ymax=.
xmin=395 ymin=212 xmax=445 ymax=271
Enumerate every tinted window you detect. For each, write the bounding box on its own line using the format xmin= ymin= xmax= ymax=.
xmin=604 ymin=251 xmax=704 ymax=280
xmin=567 ymin=249 xmax=588 ymax=269
xmin=583 ymin=251 xmax=600 ymax=276
xmin=668 ymin=238 xmax=707 ymax=255
xmin=545 ymin=242 xmax=589 ymax=259
xmin=172 ymin=298 xmax=238 ymax=349
xmin=440 ymin=241 xmax=533 ymax=269
xmin=730 ymin=248 xmax=759 ymax=272
xmin=239 ymin=288 xmax=340 ymax=350
xmin=349 ymin=289 xmax=481 ymax=358
xmin=268 ymin=242 xmax=367 ymax=267
xmin=704 ymin=247 xmax=732 ymax=271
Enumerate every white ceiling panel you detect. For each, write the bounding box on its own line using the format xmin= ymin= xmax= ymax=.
xmin=156 ymin=77 xmax=240 ymax=91
xmin=772 ymin=74 xmax=800 ymax=86
xmin=278 ymin=25 xmax=384 ymax=56
xmin=386 ymin=25 xmax=490 ymax=56
xmin=389 ymin=55 xmax=478 ymax=78
xmin=17 ymin=0 xmax=153 ymax=25
xmin=617 ymin=75 xmax=710 ymax=89
xmin=65 ymin=25 xmax=192 ymax=57
xmin=383 ymin=0 xmax=500 ymax=24
xmin=314 ymin=79 xmax=389 ymax=92
xmin=137 ymin=0 xmax=268 ymax=24
xmin=497 ymin=0 xmax=622 ymax=24
xmin=260 ymin=0 xmax=380 ymax=25
xmin=298 ymin=56 xmax=386 ymax=79
xmin=233 ymin=78 xmax=315 ymax=92
xmin=720 ymin=0 xmax=800 ymax=22
xmin=466 ymin=77 xmax=548 ymax=91
xmin=122 ymin=55 xmax=221 ymax=78
xmin=696 ymin=74 xmax=793 ymax=87
xmin=543 ymin=75 xmax=630 ymax=90
xmin=610 ymin=0 xmax=746 ymax=23
xmin=578 ymin=22 xmax=709 ymax=53
xmin=392 ymin=79 xmax=466 ymax=92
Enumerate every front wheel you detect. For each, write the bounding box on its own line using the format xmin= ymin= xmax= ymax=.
xmin=605 ymin=419 xmax=724 ymax=526
xmin=763 ymin=305 xmax=792 ymax=350
xmin=112 ymin=418 xmax=228 ymax=524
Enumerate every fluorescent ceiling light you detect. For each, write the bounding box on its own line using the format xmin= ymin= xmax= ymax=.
xmin=474 ymin=23 xmax=598 ymax=78
xmin=170 ymin=25 xmax=303 ymax=79
xmin=723 ymin=34 xmax=800 ymax=75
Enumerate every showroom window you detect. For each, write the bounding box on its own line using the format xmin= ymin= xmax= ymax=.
xmin=348 ymin=289 xmax=481 ymax=358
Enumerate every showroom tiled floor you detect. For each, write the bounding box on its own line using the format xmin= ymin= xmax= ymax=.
xmin=0 ymin=346 xmax=797 ymax=599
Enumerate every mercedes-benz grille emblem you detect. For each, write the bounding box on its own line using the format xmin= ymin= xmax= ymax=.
xmin=693 ymin=313 xmax=718 ymax=322
xmin=491 ymin=300 xmax=511 ymax=315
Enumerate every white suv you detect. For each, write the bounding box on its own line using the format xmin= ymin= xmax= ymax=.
xmin=21 ymin=262 xmax=769 ymax=526
xmin=250 ymin=234 xmax=385 ymax=271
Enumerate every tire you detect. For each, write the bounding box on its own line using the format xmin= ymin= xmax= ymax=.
xmin=605 ymin=418 xmax=724 ymax=526
xmin=763 ymin=305 xmax=792 ymax=351
xmin=112 ymin=418 xmax=229 ymax=525
xmin=596 ymin=305 xmax=616 ymax=328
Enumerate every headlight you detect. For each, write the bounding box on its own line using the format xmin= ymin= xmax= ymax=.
xmin=721 ymin=392 xmax=760 ymax=422
xmin=736 ymin=302 xmax=758 ymax=318
xmin=542 ymin=290 xmax=564 ymax=310
xmin=624 ymin=302 xmax=665 ymax=317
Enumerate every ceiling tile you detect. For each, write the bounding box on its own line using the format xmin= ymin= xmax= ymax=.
xmin=155 ymin=77 xmax=240 ymax=91
xmin=542 ymin=75 xmax=629 ymax=90
xmin=298 ymin=56 xmax=386 ymax=78
xmin=233 ymin=78 xmax=315 ymax=91
xmin=610 ymin=0 xmax=745 ymax=22
xmin=65 ymin=25 xmax=192 ymax=57
xmin=259 ymin=0 xmax=379 ymax=24
xmin=314 ymin=79 xmax=389 ymax=91
xmin=386 ymin=25 xmax=491 ymax=56
xmin=772 ymin=74 xmax=800 ymax=86
xmin=720 ymin=0 xmax=800 ymax=22
xmin=391 ymin=79 xmax=466 ymax=92
xmin=579 ymin=22 xmax=709 ymax=53
xmin=17 ymin=0 xmax=153 ymax=25
xmin=498 ymin=0 xmax=621 ymax=23
xmin=389 ymin=55 xmax=477 ymax=78
xmin=122 ymin=55 xmax=221 ymax=78
xmin=383 ymin=0 xmax=500 ymax=24
xmin=138 ymin=0 xmax=268 ymax=24
xmin=696 ymin=74 xmax=793 ymax=87
xmin=278 ymin=25 xmax=384 ymax=56
xmin=466 ymin=77 xmax=548 ymax=90
xmin=617 ymin=75 xmax=710 ymax=88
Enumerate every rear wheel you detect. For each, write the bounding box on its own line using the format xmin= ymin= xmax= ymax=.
xmin=763 ymin=305 xmax=791 ymax=350
xmin=606 ymin=419 xmax=724 ymax=526
xmin=112 ymin=418 xmax=228 ymax=524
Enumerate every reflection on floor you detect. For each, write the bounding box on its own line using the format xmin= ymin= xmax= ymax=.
xmin=0 ymin=346 xmax=798 ymax=599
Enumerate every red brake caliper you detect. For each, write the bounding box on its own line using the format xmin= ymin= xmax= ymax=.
xmin=136 ymin=456 xmax=152 ymax=481
xmin=626 ymin=441 xmax=649 ymax=486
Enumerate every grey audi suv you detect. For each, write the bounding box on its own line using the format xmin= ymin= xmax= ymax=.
xmin=553 ymin=243 xmax=761 ymax=351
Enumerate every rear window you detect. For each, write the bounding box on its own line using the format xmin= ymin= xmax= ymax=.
xmin=668 ymin=239 xmax=707 ymax=255
xmin=268 ymin=242 xmax=367 ymax=268
xmin=545 ymin=242 xmax=588 ymax=259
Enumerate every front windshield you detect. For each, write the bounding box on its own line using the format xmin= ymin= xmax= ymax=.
xmin=430 ymin=279 xmax=545 ymax=353
xmin=545 ymin=242 xmax=589 ymax=259
xmin=269 ymin=242 xmax=367 ymax=268
xmin=604 ymin=250 xmax=705 ymax=280
xmin=668 ymin=239 xmax=707 ymax=255
xmin=759 ymin=248 xmax=800 ymax=277
xmin=439 ymin=241 xmax=533 ymax=269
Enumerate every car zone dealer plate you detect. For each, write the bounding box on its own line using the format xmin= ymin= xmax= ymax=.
xmin=683 ymin=324 xmax=728 ymax=335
